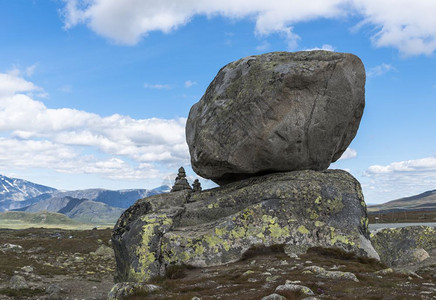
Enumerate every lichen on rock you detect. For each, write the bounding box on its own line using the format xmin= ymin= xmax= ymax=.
xmin=186 ymin=51 xmax=365 ymax=185
xmin=371 ymin=226 xmax=436 ymax=267
xmin=112 ymin=169 xmax=377 ymax=282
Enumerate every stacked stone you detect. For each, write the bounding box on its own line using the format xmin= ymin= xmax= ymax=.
xmin=170 ymin=167 xmax=192 ymax=192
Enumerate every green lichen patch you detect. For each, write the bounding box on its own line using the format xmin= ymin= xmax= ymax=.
xmin=131 ymin=214 xmax=174 ymax=282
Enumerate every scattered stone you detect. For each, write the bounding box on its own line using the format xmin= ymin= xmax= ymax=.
xmin=242 ymin=270 xmax=255 ymax=276
xmin=1 ymin=243 xmax=23 ymax=253
xmin=304 ymin=265 xmax=359 ymax=282
xmin=192 ymin=179 xmax=202 ymax=192
xmin=371 ymin=226 xmax=436 ymax=267
xmin=286 ymin=252 xmax=298 ymax=259
xmin=171 ymin=167 xmax=192 ymax=192
xmin=399 ymin=270 xmax=423 ymax=279
xmin=275 ymin=283 xmax=315 ymax=296
xmin=191 ymin=297 xmax=201 ymax=300
xmin=107 ymin=282 xmax=161 ymax=300
xmin=21 ymin=265 xmax=33 ymax=273
xmin=9 ymin=275 xmax=28 ymax=290
xmin=46 ymin=284 xmax=63 ymax=300
xmin=329 ymin=265 xmax=345 ymax=270
xmin=411 ymin=248 xmax=430 ymax=262
xmin=266 ymin=275 xmax=281 ymax=282
xmin=27 ymin=246 xmax=45 ymax=253
xmin=186 ymin=51 xmax=365 ymax=185
xmin=375 ymin=268 xmax=394 ymax=276
xmin=262 ymin=293 xmax=287 ymax=300
xmin=422 ymin=283 xmax=435 ymax=287
xmin=92 ymin=244 xmax=114 ymax=260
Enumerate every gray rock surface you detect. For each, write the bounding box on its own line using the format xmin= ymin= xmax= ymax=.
xmin=107 ymin=282 xmax=160 ymax=300
xmin=371 ymin=226 xmax=435 ymax=267
xmin=304 ymin=265 xmax=359 ymax=282
xmin=275 ymin=283 xmax=315 ymax=296
xmin=262 ymin=293 xmax=287 ymax=300
xmin=10 ymin=275 xmax=28 ymax=290
xmin=186 ymin=51 xmax=365 ymax=185
xmin=112 ymin=169 xmax=377 ymax=283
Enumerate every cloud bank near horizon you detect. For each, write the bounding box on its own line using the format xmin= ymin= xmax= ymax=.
xmin=62 ymin=0 xmax=436 ymax=56
xmin=0 ymin=70 xmax=189 ymax=182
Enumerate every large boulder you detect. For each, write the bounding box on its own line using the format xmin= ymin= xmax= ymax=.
xmin=186 ymin=51 xmax=365 ymax=185
xmin=371 ymin=226 xmax=436 ymax=267
xmin=112 ymin=169 xmax=378 ymax=283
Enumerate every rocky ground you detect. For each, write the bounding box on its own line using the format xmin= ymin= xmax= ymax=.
xmin=0 ymin=228 xmax=115 ymax=300
xmin=0 ymin=228 xmax=435 ymax=300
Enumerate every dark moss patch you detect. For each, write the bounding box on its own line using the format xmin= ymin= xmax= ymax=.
xmin=241 ymin=244 xmax=285 ymax=260
xmin=0 ymin=288 xmax=45 ymax=297
xmin=165 ymin=264 xmax=196 ymax=280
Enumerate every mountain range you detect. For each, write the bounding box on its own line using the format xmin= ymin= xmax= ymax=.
xmin=0 ymin=174 xmax=170 ymax=224
xmin=367 ymin=189 xmax=436 ymax=214
xmin=1 ymin=174 xmax=434 ymax=225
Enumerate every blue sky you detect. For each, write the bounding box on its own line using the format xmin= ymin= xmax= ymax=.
xmin=0 ymin=0 xmax=435 ymax=204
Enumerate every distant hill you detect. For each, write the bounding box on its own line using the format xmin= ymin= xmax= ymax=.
xmin=0 ymin=174 xmax=57 ymax=211
xmin=0 ymin=211 xmax=82 ymax=226
xmin=368 ymin=189 xmax=436 ymax=214
xmin=48 ymin=185 xmax=170 ymax=208
xmin=14 ymin=196 xmax=126 ymax=225
xmin=0 ymin=173 xmax=171 ymax=212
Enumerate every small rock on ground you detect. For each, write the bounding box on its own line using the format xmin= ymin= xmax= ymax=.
xmin=262 ymin=293 xmax=287 ymax=300
xmin=9 ymin=275 xmax=28 ymax=290
xmin=276 ymin=283 xmax=315 ymax=296
xmin=304 ymin=265 xmax=359 ymax=282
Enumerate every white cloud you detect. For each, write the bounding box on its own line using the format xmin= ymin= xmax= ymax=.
xmin=61 ymin=0 xmax=346 ymax=50
xmin=363 ymin=156 xmax=436 ymax=203
xmin=0 ymin=71 xmax=189 ymax=182
xmin=7 ymin=63 xmax=38 ymax=78
xmin=0 ymin=73 xmax=41 ymax=97
xmin=144 ymin=83 xmax=172 ymax=90
xmin=256 ymin=41 xmax=271 ymax=52
xmin=61 ymin=0 xmax=436 ymax=55
xmin=366 ymin=157 xmax=436 ymax=174
xmin=353 ymin=0 xmax=436 ymax=56
xmin=302 ymin=44 xmax=336 ymax=52
xmin=338 ymin=148 xmax=357 ymax=160
xmin=25 ymin=64 xmax=38 ymax=77
xmin=367 ymin=63 xmax=395 ymax=77
xmin=184 ymin=80 xmax=197 ymax=88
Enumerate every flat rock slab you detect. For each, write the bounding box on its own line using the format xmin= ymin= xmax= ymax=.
xmin=186 ymin=50 xmax=365 ymax=185
xmin=112 ymin=170 xmax=378 ymax=283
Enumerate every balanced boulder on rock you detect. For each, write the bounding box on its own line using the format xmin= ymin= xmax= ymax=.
xmin=186 ymin=51 xmax=365 ymax=185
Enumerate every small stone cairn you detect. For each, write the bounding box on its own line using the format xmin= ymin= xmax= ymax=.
xmin=192 ymin=179 xmax=202 ymax=192
xmin=170 ymin=167 xmax=202 ymax=193
xmin=170 ymin=167 xmax=192 ymax=192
